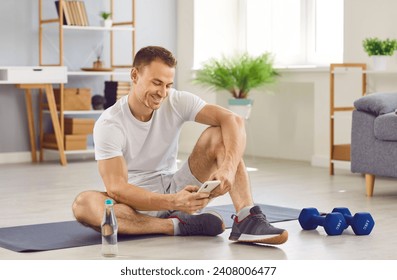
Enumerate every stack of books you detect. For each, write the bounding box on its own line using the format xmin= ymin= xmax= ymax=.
xmin=55 ymin=0 xmax=89 ymax=26
xmin=116 ymin=82 xmax=131 ymax=100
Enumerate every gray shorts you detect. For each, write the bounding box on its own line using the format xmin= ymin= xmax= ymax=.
xmin=134 ymin=160 xmax=203 ymax=218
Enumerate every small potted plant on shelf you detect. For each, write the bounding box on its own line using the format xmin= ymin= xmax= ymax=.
xmin=362 ymin=37 xmax=397 ymax=70
xmin=193 ymin=52 xmax=279 ymax=119
xmin=100 ymin=11 xmax=112 ymax=28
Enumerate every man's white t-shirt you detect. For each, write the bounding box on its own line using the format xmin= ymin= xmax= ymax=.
xmin=93 ymin=88 xmax=206 ymax=185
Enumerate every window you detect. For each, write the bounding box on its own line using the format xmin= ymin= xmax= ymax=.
xmin=194 ymin=0 xmax=343 ymax=67
xmin=193 ymin=0 xmax=239 ymax=68
xmin=307 ymin=0 xmax=344 ymax=64
xmin=246 ymin=0 xmax=303 ymax=65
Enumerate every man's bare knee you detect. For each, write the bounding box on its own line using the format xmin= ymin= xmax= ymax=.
xmin=72 ymin=191 xmax=105 ymax=223
xmin=72 ymin=191 xmax=88 ymax=221
xmin=196 ymin=126 xmax=224 ymax=157
xmin=188 ymin=127 xmax=226 ymax=182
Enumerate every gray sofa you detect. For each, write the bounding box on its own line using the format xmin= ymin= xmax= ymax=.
xmin=351 ymin=92 xmax=397 ymax=196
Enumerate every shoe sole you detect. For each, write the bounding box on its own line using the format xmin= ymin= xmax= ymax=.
xmin=229 ymin=230 xmax=288 ymax=245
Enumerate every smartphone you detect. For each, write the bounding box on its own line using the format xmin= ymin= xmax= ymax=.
xmin=197 ymin=180 xmax=221 ymax=193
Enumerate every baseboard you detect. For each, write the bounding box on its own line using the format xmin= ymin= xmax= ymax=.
xmin=0 ymin=151 xmax=95 ymax=165
xmin=311 ymin=154 xmax=351 ymax=170
xmin=0 ymin=152 xmax=34 ymax=164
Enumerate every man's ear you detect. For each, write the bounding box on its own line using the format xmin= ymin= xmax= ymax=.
xmin=130 ymin=68 xmax=138 ymax=82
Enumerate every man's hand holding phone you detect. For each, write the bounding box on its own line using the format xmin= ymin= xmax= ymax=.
xmin=197 ymin=180 xmax=221 ymax=194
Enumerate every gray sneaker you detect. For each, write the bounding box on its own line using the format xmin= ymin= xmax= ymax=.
xmin=229 ymin=206 xmax=288 ymax=245
xmin=170 ymin=211 xmax=225 ymax=236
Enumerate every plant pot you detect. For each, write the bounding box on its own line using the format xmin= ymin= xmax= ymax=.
xmin=228 ymin=98 xmax=253 ymax=120
xmin=371 ymin=55 xmax=388 ymax=71
xmin=102 ymin=19 xmax=112 ymax=28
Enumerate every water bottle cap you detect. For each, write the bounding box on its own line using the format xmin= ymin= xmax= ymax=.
xmin=105 ymin=199 xmax=113 ymax=206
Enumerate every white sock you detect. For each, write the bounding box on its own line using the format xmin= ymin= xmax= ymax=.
xmin=171 ymin=218 xmax=181 ymax=235
xmin=236 ymin=205 xmax=255 ymax=221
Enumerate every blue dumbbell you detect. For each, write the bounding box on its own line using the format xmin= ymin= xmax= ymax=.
xmin=299 ymin=207 xmax=347 ymax=236
xmin=332 ymin=207 xmax=375 ymax=235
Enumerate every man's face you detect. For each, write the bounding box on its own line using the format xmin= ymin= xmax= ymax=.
xmin=131 ymin=60 xmax=175 ymax=111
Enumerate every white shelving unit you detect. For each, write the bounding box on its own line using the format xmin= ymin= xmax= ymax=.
xmin=38 ymin=0 xmax=135 ymax=164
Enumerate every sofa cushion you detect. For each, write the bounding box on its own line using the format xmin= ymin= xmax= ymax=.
xmin=354 ymin=92 xmax=397 ymax=116
xmin=374 ymin=112 xmax=397 ymax=141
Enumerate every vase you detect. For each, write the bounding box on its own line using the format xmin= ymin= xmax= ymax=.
xmin=371 ymin=55 xmax=388 ymax=71
xmin=103 ymin=19 xmax=113 ymax=28
xmin=228 ymin=98 xmax=253 ymax=120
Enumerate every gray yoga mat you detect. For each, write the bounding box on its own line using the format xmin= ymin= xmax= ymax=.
xmin=0 ymin=204 xmax=300 ymax=252
xmin=206 ymin=204 xmax=301 ymax=228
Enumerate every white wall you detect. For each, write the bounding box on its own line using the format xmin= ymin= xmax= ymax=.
xmin=344 ymin=0 xmax=397 ymax=94
xmin=344 ymin=0 xmax=397 ymax=66
xmin=0 ymin=0 xmax=39 ymax=160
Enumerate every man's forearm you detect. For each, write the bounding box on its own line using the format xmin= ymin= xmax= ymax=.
xmin=107 ymin=181 xmax=175 ymax=211
xmin=99 ymin=157 xmax=176 ymax=212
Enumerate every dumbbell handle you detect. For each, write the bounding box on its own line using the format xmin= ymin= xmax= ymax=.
xmin=339 ymin=214 xmax=352 ymax=229
xmin=310 ymin=215 xmax=326 ymax=226
xmin=312 ymin=213 xmax=345 ymax=235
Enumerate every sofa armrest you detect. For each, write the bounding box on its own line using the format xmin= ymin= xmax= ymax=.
xmin=354 ymin=92 xmax=397 ymax=116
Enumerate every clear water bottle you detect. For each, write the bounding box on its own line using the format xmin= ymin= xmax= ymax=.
xmin=101 ymin=199 xmax=118 ymax=257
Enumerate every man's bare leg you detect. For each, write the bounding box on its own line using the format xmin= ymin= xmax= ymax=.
xmin=188 ymin=126 xmax=254 ymax=213
xmin=188 ymin=126 xmax=288 ymax=245
xmin=73 ymin=190 xmax=224 ymax=237
xmin=72 ymin=191 xmax=174 ymax=235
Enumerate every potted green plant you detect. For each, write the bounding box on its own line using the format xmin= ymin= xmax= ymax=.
xmin=362 ymin=37 xmax=397 ymax=70
xmin=193 ymin=52 xmax=278 ymax=119
xmin=100 ymin=12 xmax=112 ymax=28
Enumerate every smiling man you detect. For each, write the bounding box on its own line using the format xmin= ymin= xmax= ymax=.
xmin=72 ymin=46 xmax=288 ymax=245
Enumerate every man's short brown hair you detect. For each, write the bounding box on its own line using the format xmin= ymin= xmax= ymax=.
xmin=132 ymin=46 xmax=177 ymax=70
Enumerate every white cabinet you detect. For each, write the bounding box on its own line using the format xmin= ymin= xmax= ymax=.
xmin=0 ymin=67 xmax=67 ymax=84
